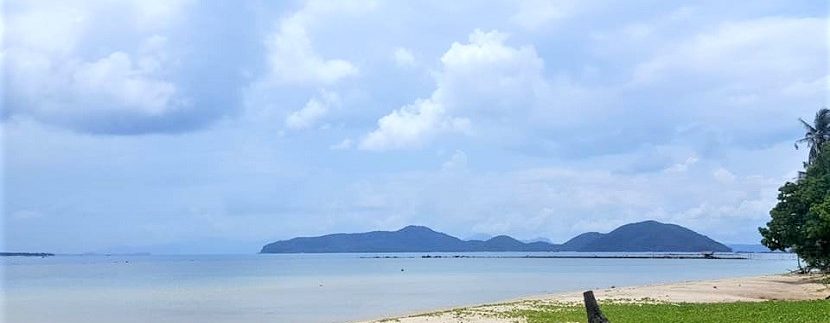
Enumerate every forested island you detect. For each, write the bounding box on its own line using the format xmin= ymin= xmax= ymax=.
xmin=261 ymin=220 xmax=731 ymax=253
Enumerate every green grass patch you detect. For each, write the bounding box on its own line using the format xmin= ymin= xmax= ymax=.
xmin=513 ymin=300 xmax=830 ymax=323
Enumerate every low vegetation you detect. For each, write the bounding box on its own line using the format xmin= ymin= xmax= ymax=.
xmin=512 ymin=300 xmax=830 ymax=323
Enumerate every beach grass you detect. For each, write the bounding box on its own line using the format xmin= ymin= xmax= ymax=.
xmin=512 ymin=300 xmax=830 ymax=323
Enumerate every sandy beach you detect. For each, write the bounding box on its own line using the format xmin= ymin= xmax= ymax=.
xmin=363 ymin=274 xmax=829 ymax=323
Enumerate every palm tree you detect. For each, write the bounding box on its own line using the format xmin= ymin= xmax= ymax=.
xmin=795 ymin=108 xmax=830 ymax=165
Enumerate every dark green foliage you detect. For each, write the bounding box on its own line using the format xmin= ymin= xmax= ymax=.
xmin=760 ymin=109 xmax=830 ymax=272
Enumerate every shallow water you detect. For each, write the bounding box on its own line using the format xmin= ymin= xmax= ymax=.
xmin=1 ymin=252 xmax=798 ymax=322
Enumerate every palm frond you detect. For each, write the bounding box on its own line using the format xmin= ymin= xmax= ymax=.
xmin=815 ymin=109 xmax=830 ymax=132
xmin=799 ymin=118 xmax=816 ymax=132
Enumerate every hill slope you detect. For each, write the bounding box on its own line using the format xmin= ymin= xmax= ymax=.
xmin=578 ymin=221 xmax=731 ymax=252
xmin=260 ymin=225 xmax=558 ymax=253
xmin=560 ymin=232 xmax=603 ymax=251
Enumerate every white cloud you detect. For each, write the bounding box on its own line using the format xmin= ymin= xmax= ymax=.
xmin=435 ymin=30 xmax=547 ymax=111
xmin=360 ymin=29 xmax=549 ymax=150
xmin=572 ymin=15 xmax=829 ymax=154
xmin=6 ymin=35 xmax=183 ymax=120
xmin=262 ymin=1 xmax=374 ymax=86
xmin=664 ymin=155 xmax=699 ymax=173
xmin=511 ymin=0 xmax=578 ymax=30
xmin=392 ymin=47 xmax=416 ymax=67
xmin=265 ymin=20 xmax=357 ymax=85
xmin=713 ymin=167 xmax=737 ymax=183
xmin=2 ymin=1 xmax=193 ymax=132
xmin=339 ymin=142 xmax=796 ymax=243
xmin=5 ymin=4 xmax=87 ymax=55
xmin=73 ymin=51 xmax=178 ymax=115
xmin=359 ymin=99 xmax=470 ymax=150
xmin=330 ymin=138 xmax=354 ymax=150
xmin=632 ymin=17 xmax=827 ymax=88
xmin=285 ymin=91 xmax=340 ymax=130
xmin=441 ymin=150 xmax=468 ymax=171
xmin=5 ymin=1 xmax=826 ymax=252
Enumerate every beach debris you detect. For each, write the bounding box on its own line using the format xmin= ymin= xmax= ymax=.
xmin=583 ymin=290 xmax=610 ymax=323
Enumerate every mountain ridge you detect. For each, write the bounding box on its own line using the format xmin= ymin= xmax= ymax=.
xmin=260 ymin=220 xmax=732 ymax=253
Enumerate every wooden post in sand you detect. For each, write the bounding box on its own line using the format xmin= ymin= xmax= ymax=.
xmin=583 ymin=290 xmax=610 ymax=323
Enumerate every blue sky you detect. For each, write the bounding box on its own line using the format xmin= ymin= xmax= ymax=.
xmin=2 ymin=0 xmax=828 ymax=253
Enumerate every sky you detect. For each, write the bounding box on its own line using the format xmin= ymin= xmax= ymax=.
xmin=2 ymin=0 xmax=828 ymax=254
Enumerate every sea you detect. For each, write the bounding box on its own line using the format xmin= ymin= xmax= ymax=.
xmin=1 ymin=252 xmax=798 ymax=323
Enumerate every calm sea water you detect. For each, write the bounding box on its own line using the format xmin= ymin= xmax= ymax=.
xmin=1 ymin=252 xmax=797 ymax=323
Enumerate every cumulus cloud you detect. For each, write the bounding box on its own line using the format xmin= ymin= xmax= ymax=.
xmin=360 ymin=30 xmax=548 ymax=150
xmin=261 ymin=1 xmax=374 ymax=86
xmin=1 ymin=0 xmax=239 ymax=134
xmin=435 ymin=30 xmax=547 ymax=111
xmin=285 ymin=91 xmax=340 ymax=130
xmin=264 ymin=18 xmax=357 ymax=85
xmin=392 ymin=47 xmax=416 ymax=67
xmin=73 ymin=50 xmax=178 ymax=115
xmin=359 ymin=99 xmax=471 ymax=150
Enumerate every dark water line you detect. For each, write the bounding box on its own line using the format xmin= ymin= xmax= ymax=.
xmin=361 ymin=255 xmax=750 ymax=260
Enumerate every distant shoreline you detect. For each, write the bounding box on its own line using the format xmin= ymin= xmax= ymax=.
xmin=0 ymin=252 xmax=54 ymax=257
xmin=360 ymin=253 xmax=749 ymax=260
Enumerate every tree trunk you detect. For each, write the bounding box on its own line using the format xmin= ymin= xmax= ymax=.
xmin=583 ymin=290 xmax=610 ymax=323
xmin=797 ymin=256 xmax=806 ymax=274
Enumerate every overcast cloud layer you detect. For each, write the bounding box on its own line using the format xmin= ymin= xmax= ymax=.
xmin=2 ymin=0 xmax=829 ymax=253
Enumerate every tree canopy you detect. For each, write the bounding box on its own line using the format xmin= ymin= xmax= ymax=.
xmin=795 ymin=108 xmax=830 ymax=166
xmin=760 ymin=109 xmax=830 ymax=272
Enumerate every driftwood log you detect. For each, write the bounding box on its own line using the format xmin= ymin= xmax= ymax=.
xmin=583 ymin=290 xmax=610 ymax=323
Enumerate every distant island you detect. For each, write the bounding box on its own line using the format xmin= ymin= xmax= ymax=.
xmin=260 ymin=220 xmax=732 ymax=253
xmin=1 ymin=252 xmax=55 ymax=257
xmin=727 ymin=244 xmax=775 ymax=253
